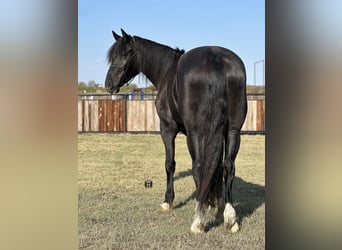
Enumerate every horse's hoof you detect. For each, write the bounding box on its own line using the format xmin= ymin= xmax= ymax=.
xmin=160 ymin=202 xmax=173 ymax=211
xmin=223 ymin=203 xmax=238 ymax=233
xmin=190 ymin=222 xmax=204 ymax=234
xmin=225 ymin=222 xmax=239 ymax=233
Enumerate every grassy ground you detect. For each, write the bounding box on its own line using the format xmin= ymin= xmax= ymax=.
xmin=78 ymin=134 xmax=265 ymax=249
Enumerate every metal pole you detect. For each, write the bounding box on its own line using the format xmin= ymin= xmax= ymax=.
xmin=253 ymin=60 xmax=265 ymax=86
xmin=254 ymin=62 xmax=256 ymax=86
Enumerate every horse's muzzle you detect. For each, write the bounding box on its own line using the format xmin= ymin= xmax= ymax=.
xmin=105 ymin=85 xmax=119 ymax=94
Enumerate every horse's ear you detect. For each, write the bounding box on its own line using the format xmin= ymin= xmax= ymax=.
xmin=121 ymin=28 xmax=131 ymax=43
xmin=112 ymin=30 xmax=121 ymax=40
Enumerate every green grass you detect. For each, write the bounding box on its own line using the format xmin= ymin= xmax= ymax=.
xmin=78 ymin=134 xmax=265 ymax=249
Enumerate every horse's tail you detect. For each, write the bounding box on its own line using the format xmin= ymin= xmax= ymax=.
xmin=197 ymin=81 xmax=226 ymax=205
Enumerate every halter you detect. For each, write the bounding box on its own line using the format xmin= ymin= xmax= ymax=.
xmin=109 ymin=51 xmax=138 ymax=86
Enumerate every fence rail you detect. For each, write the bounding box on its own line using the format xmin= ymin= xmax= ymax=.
xmin=78 ymin=94 xmax=265 ymax=133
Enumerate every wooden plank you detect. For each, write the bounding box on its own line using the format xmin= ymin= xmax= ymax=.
xmin=105 ymin=100 xmax=113 ymax=131
xmin=113 ymin=100 xmax=124 ymax=132
xmin=145 ymin=100 xmax=159 ymax=131
xmin=251 ymin=100 xmax=257 ymax=131
xmin=262 ymin=100 xmax=265 ymax=131
xmin=127 ymin=101 xmax=146 ymax=131
xmin=111 ymin=101 xmax=116 ymax=131
xmin=126 ymin=101 xmax=133 ymax=131
xmin=115 ymin=100 xmax=125 ymax=132
xmin=127 ymin=101 xmax=137 ymax=131
xmin=78 ymin=101 xmax=83 ymax=132
xmin=144 ymin=101 xmax=148 ymax=130
xmin=82 ymin=100 xmax=85 ymax=132
xmin=94 ymin=101 xmax=99 ymax=131
xmin=119 ymin=100 xmax=126 ymax=132
xmin=98 ymin=100 xmax=105 ymax=131
xmin=88 ymin=101 xmax=93 ymax=131
xmin=83 ymin=100 xmax=90 ymax=132
xmin=145 ymin=101 xmax=151 ymax=131
xmin=113 ymin=101 xmax=117 ymax=131
xmin=89 ymin=101 xmax=99 ymax=131
xmin=256 ymin=100 xmax=265 ymax=131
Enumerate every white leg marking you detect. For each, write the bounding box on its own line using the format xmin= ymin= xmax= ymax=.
xmin=190 ymin=216 xmax=204 ymax=234
xmin=160 ymin=202 xmax=173 ymax=211
xmin=224 ymin=203 xmax=239 ymax=233
xmin=190 ymin=201 xmax=204 ymax=234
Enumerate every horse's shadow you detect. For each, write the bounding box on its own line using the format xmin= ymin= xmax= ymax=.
xmin=173 ymin=169 xmax=265 ymax=231
xmin=173 ymin=169 xmax=195 ymax=209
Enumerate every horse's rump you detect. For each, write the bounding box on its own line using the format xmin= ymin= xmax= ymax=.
xmin=175 ymin=46 xmax=246 ymax=205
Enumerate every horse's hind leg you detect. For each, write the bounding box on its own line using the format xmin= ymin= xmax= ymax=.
xmin=186 ymin=133 xmax=205 ymax=233
xmin=223 ymin=129 xmax=241 ymax=233
xmin=190 ymin=201 xmax=205 ymax=234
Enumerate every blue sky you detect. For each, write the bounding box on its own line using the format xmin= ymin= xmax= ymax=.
xmin=78 ymin=0 xmax=265 ymax=86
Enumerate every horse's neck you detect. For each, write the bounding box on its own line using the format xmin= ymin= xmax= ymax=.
xmin=136 ymin=39 xmax=178 ymax=90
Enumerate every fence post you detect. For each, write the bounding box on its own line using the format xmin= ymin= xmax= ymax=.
xmin=124 ymin=98 xmax=128 ymax=132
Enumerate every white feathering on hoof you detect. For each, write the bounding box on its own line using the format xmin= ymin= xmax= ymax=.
xmin=160 ymin=202 xmax=173 ymax=211
xmin=190 ymin=201 xmax=205 ymax=233
xmin=190 ymin=217 xmax=204 ymax=234
xmin=224 ymin=203 xmax=239 ymax=233
xmin=230 ymin=222 xmax=239 ymax=233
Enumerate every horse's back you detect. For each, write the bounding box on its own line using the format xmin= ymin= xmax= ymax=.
xmin=178 ymin=46 xmax=245 ymax=81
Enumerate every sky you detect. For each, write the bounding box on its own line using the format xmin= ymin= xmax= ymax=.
xmin=78 ymin=0 xmax=265 ymax=86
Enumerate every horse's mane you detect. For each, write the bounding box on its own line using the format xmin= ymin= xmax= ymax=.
xmin=134 ymin=36 xmax=184 ymax=56
xmin=107 ymin=35 xmax=185 ymax=64
xmin=132 ymin=36 xmax=185 ymax=82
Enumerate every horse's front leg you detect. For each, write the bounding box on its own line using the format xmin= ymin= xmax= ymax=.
xmin=160 ymin=124 xmax=178 ymax=211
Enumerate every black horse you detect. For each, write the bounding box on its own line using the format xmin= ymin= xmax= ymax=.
xmin=105 ymin=29 xmax=247 ymax=233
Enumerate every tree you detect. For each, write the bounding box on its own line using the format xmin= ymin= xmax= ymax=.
xmin=78 ymin=81 xmax=106 ymax=93
xmin=246 ymin=85 xmax=265 ymax=94
xmin=78 ymin=82 xmax=87 ymax=92
xmin=118 ymin=84 xmax=138 ymax=93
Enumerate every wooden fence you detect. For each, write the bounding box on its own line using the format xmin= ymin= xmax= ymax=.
xmin=78 ymin=94 xmax=264 ymax=133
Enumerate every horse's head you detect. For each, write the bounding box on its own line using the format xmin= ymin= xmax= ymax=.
xmin=105 ymin=29 xmax=139 ymax=94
